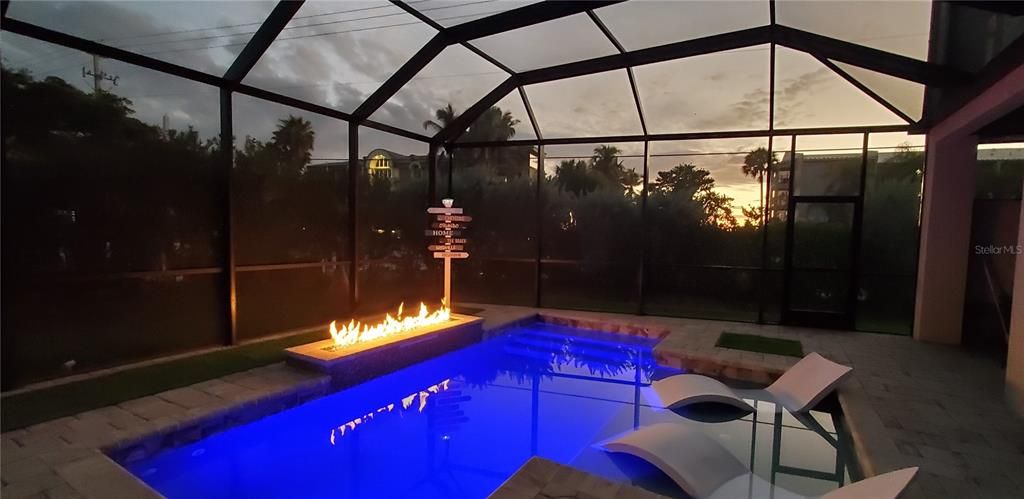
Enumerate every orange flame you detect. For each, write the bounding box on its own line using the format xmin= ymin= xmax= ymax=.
xmin=329 ymin=300 xmax=451 ymax=347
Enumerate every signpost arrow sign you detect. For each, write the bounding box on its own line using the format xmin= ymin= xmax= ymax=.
xmin=433 ymin=252 xmax=469 ymax=259
xmin=435 ymin=215 xmax=473 ymax=223
xmin=431 ymin=222 xmax=465 ymax=230
xmin=428 ymin=198 xmax=471 ymax=308
xmin=427 ymin=207 xmax=463 ymax=215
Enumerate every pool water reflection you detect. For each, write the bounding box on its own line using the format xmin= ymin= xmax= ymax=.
xmin=128 ymin=323 xmax=854 ymax=498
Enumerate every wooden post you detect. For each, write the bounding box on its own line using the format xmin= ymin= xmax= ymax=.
xmin=427 ymin=199 xmax=470 ymax=309
xmin=444 ymin=257 xmax=452 ymax=307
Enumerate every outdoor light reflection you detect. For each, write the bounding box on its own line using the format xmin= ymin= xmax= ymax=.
xmin=329 ymin=379 xmax=452 ymax=444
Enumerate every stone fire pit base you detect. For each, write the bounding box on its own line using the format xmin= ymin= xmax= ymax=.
xmin=285 ymin=313 xmax=484 ymax=388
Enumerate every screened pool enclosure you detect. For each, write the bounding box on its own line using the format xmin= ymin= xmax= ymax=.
xmin=2 ymin=0 xmax=960 ymax=387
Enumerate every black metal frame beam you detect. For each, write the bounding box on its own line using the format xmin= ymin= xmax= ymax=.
xmin=224 ymin=0 xmax=304 ymax=82
xmin=520 ymin=86 xmax=543 ymax=140
xmin=351 ymin=34 xmax=448 ymax=121
xmin=925 ymin=30 xmax=1024 ymax=129
xmin=233 ymin=83 xmax=430 ymax=141
xmin=354 ymin=1 xmax=619 ymax=122
xmin=390 ymin=0 xmax=514 ymax=75
xmin=2 ymin=17 xmax=224 ymax=87
xmin=519 ymin=26 xmax=773 ymax=85
xmin=535 ymin=144 xmax=545 ymax=308
xmin=6 ymin=2 xmax=964 ymax=145
xmin=450 ymin=124 xmax=910 ymax=149
xmin=219 ymin=88 xmax=238 ymax=344
xmin=1 ymin=18 xmax=433 ymax=143
xmin=758 ymin=36 xmax=776 ymax=324
xmin=638 ymin=140 xmax=649 ymax=314
xmin=438 ymin=26 xmax=772 ymax=141
xmin=587 ymin=9 xmax=647 ymax=134
xmin=440 ymin=20 xmax=967 ymax=141
xmin=348 ymin=123 xmax=360 ymax=312
xmin=816 ymin=56 xmax=917 ymax=124
xmin=773 ymin=25 xmax=968 ymax=86
xmin=445 ymin=1 xmax=624 ymax=43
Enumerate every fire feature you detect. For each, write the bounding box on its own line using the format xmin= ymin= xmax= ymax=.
xmin=285 ymin=307 xmax=483 ymax=377
xmin=325 ymin=301 xmax=451 ymax=351
xmin=286 ymin=198 xmax=480 ymax=378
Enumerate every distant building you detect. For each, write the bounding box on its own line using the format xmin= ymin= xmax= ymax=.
xmin=306 ymin=149 xmax=429 ymax=183
xmin=767 ymin=151 xmax=879 ymax=221
xmin=309 ymin=147 xmax=539 ymax=183
xmin=767 ymin=147 xmax=1024 ymax=221
xmin=364 ymin=148 xmax=427 ymax=182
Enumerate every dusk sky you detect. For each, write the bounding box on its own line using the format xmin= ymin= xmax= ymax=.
xmin=1 ymin=0 xmax=933 ymax=215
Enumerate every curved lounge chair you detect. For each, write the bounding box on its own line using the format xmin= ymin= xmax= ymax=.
xmin=650 ymin=352 xmax=852 ymax=413
xmin=600 ymin=422 xmax=917 ymax=499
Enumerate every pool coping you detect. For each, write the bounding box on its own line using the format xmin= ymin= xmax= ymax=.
xmin=0 ymin=310 xmax=877 ymax=499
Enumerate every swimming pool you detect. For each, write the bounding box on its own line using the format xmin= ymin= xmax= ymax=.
xmin=127 ymin=322 xmax=854 ymax=498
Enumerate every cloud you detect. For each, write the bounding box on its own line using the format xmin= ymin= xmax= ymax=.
xmin=2 ymin=2 xmax=895 ymax=162
xmin=773 ymin=67 xmax=833 ymax=128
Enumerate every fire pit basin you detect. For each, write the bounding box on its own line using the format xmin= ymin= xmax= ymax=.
xmin=285 ymin=313 xmax=484 ymax=385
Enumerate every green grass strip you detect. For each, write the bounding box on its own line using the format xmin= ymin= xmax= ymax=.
xmin=1 ymin=329 xmax=327 ymax=432
xmin=716 ymin=332 xmax=804 ymax=358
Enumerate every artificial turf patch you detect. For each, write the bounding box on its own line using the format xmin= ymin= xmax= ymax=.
xmin=2 ymin=305 xmax=493 ymax=432
xmin=0 ymin=329 xmax=328 ymax=432
xmin=715 ymin=332 xmax=804 ymax=358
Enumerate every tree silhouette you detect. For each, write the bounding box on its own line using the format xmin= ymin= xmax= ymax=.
xmin=591 ymin=145 xmax=624 ymax=183
xmin=463 ymin=106 xmax=518 ymax=143
xmin=462 ymin=106 xmax=520 ymax=168
xmin=701 ymin=191 xmax=738 ymax=229
xmin=651 ymin=163 xmax=714 ymax=197
xmin=422 ymin=103 xmax=457 ymax=133
xmin=271 ymin=116 xmax=315 ymax=175
xmin=590 ymin=145 xmax=641 ymax=194
xmin=741 ymin=204 xmax=764 ymax=228
xmin=430 ymin=103 xmax=531 ymax=179
xmin=651 ymin=163 xmax=736 ymax=229
xmin=742 ymin=147 xmax=775 ymax=225
xmin=553 ymin=159 xmax=597 ymax=197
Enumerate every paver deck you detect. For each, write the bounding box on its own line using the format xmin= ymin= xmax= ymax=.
xmin=2 ymin=304 xmax=1020 ymax=498
xmin=478 ymin=305 xmax=1024 ymax=499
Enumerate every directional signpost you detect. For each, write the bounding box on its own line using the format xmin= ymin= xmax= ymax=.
xmin=426 ymin=198 xmax=471 ymax=306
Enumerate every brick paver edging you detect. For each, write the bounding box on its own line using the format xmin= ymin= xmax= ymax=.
xmin=1 ymin=310 xmax=881 ymax=499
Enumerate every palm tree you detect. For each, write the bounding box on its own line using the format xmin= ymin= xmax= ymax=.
xmin=591 ymin=145 xmax=623 ymax=182
xmin=464 ymin=106 xmax=519 ymax=167
xmin=464 ymin=106 xmax=518 ymax=143
xmin=271 ymin=115 xmax=315 ymax=175
xmin=590 ymin=145 xmax=641 ymax=194
xmin=427 ymin=103 xmax=525 ymax=175
xmin=742 ymin=147 xmax=774 ymax=225
xmin=422 ymin=103 xmax=457 ymax=133
xmin=554 ymin=159 xmax=597 ymax=197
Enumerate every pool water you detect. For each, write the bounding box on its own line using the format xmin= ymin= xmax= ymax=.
xmin=128 ymin=323 xmax=854 ymax=498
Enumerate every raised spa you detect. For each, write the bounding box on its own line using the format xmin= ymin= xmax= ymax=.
xmin=127 ymin=322 xmax=855 ymax=498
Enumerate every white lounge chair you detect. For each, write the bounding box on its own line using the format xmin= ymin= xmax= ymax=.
xmin=649 ymin=352 xmax=852 ymax=413
xmin=600 ymin=422 xmax=917 ymax=499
